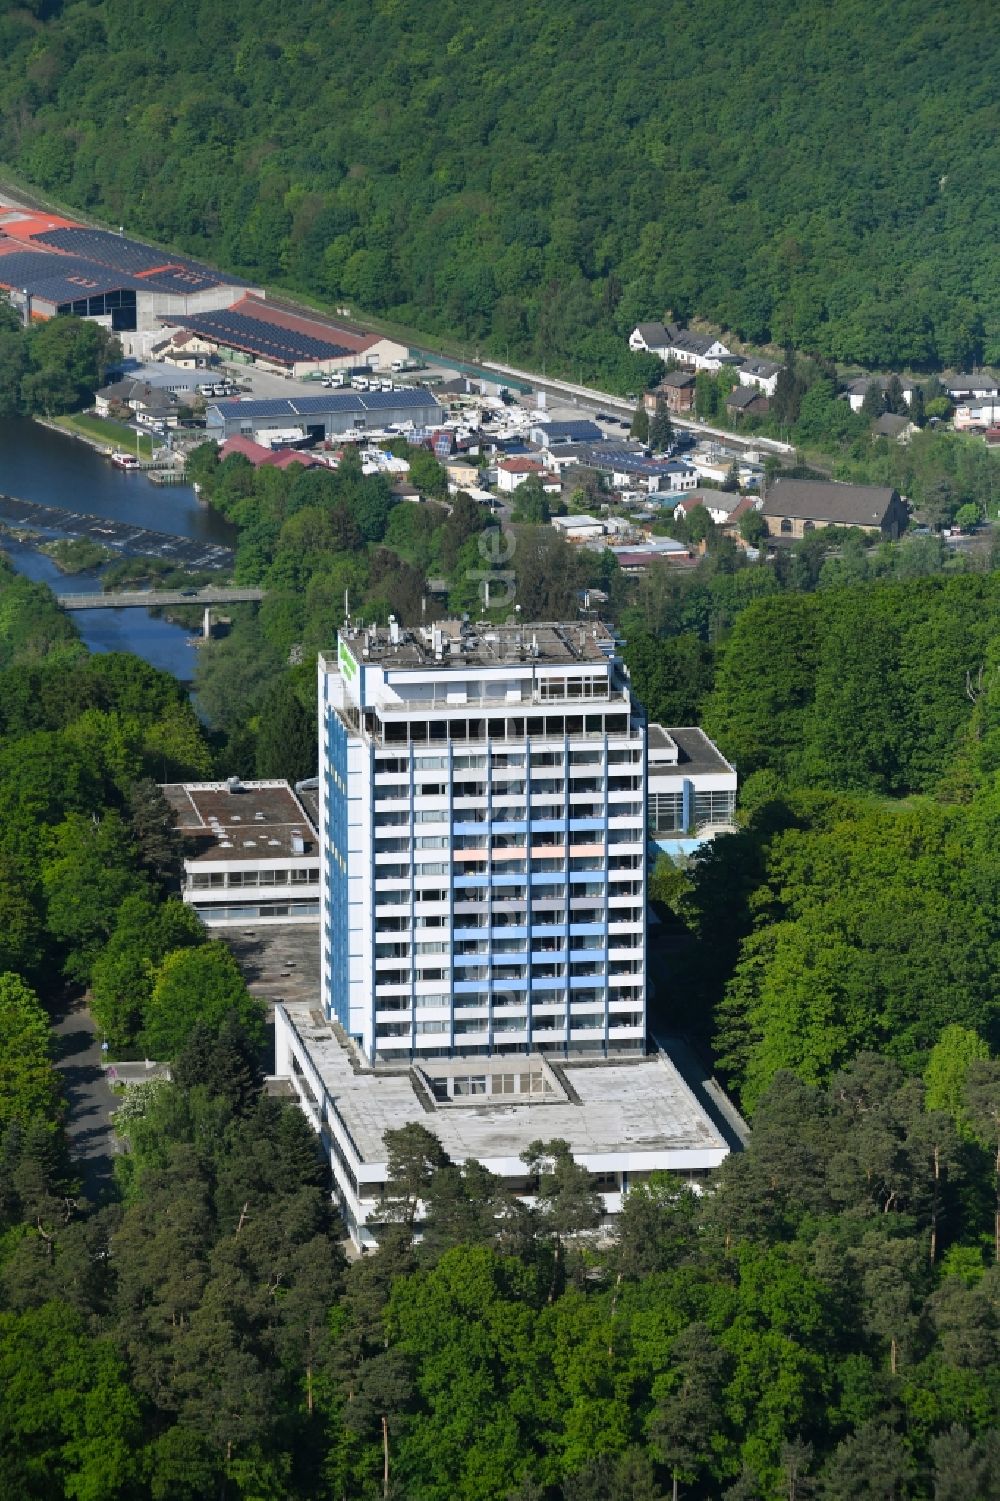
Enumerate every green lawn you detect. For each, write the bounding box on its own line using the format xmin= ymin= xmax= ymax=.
xmin=53 ymin=412 xmax=157 ymax=457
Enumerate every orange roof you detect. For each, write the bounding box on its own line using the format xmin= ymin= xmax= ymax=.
xmin=0 ymin=202 xmax=80 ymax=248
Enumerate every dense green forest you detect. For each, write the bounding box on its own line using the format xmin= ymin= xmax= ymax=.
xmin=1 ymin=1 xmax=999 ymax=377
xmin=0 ymin=496 xmax=996 ymax=1493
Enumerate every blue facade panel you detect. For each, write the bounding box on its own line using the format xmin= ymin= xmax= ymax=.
xmin=325 ymin=710 xmax=350 ymax=1030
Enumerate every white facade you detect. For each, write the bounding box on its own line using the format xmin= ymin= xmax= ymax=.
xmin=274 ymin=1000 xmax=732 ymax=1249
xmin=496 ymin=461 xmax=544 ymax=493
xmin=845 ymin=378 xmax=917 ymax=413
xmin=738 ymin=359 xmax=783 ymax=398
xmin=646 ymin=726 xmax=737 ymax=856
xmin=320 ymin=620 xmax=648 ymax=1065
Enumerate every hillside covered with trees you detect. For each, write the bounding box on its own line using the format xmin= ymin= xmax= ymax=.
xmin=1 ymin=1 xmax=998 ymax=378
xmin=0 ymin=470 xmax=995 ymax=1493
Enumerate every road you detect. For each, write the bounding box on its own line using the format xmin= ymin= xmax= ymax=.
xmin=51 ymin=1000 xmax=117 ymax=1203
xmin=57 ymin=586 xmax=265 ymax=609
xmin=0 ymin=177 xmax=792 ymax=461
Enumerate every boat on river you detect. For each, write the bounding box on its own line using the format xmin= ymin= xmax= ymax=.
xmin=110 ymin=450 xmax=141 ymax=470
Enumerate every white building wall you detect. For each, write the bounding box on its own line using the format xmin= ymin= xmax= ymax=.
xmin=321 ymin=632 xmax=648 ymax=1064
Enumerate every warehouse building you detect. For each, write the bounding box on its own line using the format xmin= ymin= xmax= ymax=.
xmin=0 ymin=206 xmax=255 ymax=333
xmin=206 ymin=387 xmax=444 ymax=445
xmin=164 ymin=295 xmax=409 ymax=377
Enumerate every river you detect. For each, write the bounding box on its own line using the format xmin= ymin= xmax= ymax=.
xmin=0 ymin=417 xmax=235 ymax=681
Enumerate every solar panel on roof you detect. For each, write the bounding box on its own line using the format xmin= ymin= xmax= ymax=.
xmin=213 ymin=389 xmax=442 ymax=421
xmin=31 ymin=227 xmax=235 ymax=286
xmin=0 ymin=250 xmax=145 ymax=301
xmin=170 ymin=308 xmax=353 ymax=364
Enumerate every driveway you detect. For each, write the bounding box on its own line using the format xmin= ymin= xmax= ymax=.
xmin=51 ymin=1000 xmax=118 ymax=1204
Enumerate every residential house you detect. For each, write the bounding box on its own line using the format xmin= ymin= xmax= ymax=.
xmin=95 ymin=377 xmax=181 ymax=428
xmin=628 ymin=322 xmax=673 ymax=357
xmin=153 ymin=328 xmax=218 ymax=366
xmin=629 ymin=322 xmax=734 ymax=371
xmin=844 ymin=376 xmax=918 ymax=412
xmin=644 ymin=370 xmax=696 ymax=415
xmin=737 ymin=357 xmax=783 ymax=398
xmin=664 ymin=328 xmax=734 ymax=372
xmin=760 ymin=478 xmax=907 ymax=539
xmin=495 ymin=457 xmax=543 ymax=493
xmin=442 ymin=456 xmax=481 ymax=492
xmin=954 ymin=399 xmax=1000 ymax=432
xmin=496 ymin=457 xmax=561 ymax=495
xmin=151 ymin=330 xmax=212 ymax=369
xmin=674 ymin=490 xmax=755 ymax=526
xmin=726 ymin=385 xmax=769 ymax=417
xmin=872 ymin=412 xmax=918 ymax=443
xmin=944 ymin=372 xmax=1000 ymax=402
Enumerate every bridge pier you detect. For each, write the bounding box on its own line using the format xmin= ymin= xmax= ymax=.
xmin=203 ymin=606 xmax=212 ymax=640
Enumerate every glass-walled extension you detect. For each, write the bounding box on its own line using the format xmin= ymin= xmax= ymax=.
xmin=646 ymin=725 xmax=738 ymax=857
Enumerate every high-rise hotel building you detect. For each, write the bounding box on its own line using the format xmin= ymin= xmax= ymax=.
xmin=319 ymin=618 xmax=647 ymax=1064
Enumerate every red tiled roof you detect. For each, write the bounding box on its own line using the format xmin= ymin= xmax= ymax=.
xmin=220 ymin=435 xmax=271 ymax=464
xmin=725 ymin=497 xmax=755 ymax=523
xmin=260 ymin=449 xmax=324 ymax=470
xmin=499 ymin=457 xmax=543 ymax=473
xmin=219 ymin=434 xmax=323 ymax=469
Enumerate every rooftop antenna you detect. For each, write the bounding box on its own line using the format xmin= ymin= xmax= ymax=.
xmin=344 ymin=587 xmax=350 ymax=625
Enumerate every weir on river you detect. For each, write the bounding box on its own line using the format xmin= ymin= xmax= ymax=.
xmin=0 ymin=493 xmax=235 ymax=572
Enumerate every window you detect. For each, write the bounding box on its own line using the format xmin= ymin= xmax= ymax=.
xmin=780 ymin=517 xmax=793 ymax=534
xmin=648 ymin=792 xmax=684 ymax=833
xmin=453 ymin=1075 xmax=487 ymax=1095
xmin=693 ymin=788 xmax=736 ymax=830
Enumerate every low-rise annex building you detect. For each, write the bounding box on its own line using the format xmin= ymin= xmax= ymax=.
xmin=275 ymin=1000 xmax=735 ymax=1250
xmin=162 ymin=778 xmax=320 ymax=927
xmin=646 ymin=726 xmax=738 ymax=858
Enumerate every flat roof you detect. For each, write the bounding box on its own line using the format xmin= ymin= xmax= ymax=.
xmin=331 ymin=619 xmax=621 ymax=671
xmin=208 ymin=388 xmax=441 ymax=420
xmin=162 ymin=779 xmax=319 ymax=863
xmin=282 ymin=1002 xmax=729 ymax=1169
xmin=648 ymin=725 xmax=735 ymax=776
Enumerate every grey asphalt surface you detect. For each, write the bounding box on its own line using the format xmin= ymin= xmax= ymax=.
xmin=51 ymin=1000 xmax=118 ymax=1203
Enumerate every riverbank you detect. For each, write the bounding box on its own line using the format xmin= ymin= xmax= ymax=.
xmin=0 ymin=417 xmax=238 ymax=681
xmin=43 ymin=412 xmax=158 ymax=459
